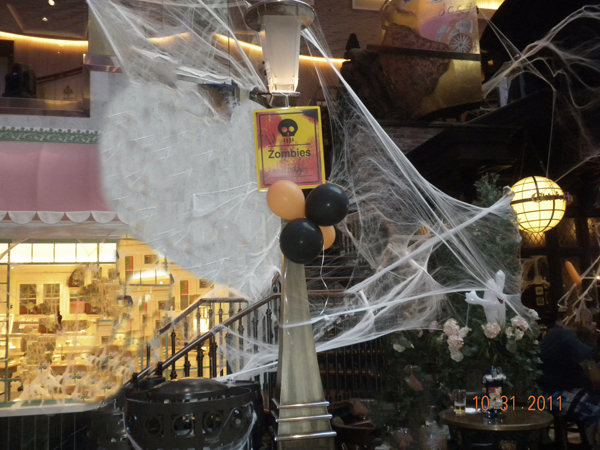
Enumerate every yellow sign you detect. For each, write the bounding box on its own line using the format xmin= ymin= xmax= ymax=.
xmin=253 ymin=106 xmax=326 ymax=191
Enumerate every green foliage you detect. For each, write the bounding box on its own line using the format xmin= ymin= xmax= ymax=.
xmin=386 ymin=319 xmax=542 ymax=427
xmin=383 ymin=174 xmax=541 ymax=427
xmin=473 ymin=173 xmax=503 ymax=207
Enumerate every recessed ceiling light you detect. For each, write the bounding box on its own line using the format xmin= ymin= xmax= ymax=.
xmin=48 ymin=0 xmax=55 ymax=5
xmin=42 ymin=17 xmax=48 ymax=21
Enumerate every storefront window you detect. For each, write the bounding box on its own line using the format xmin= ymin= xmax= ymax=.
xmin=43 ymin=283 xmax=61 ymax=313
xmin=19 ymin=284 xmax=36 ymax=314
xmin=0 ymin=237 xmax=242 ymax=400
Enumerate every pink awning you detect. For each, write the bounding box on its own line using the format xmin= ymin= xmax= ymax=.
xmin=0 ymin=141 xmax=120 ymax=227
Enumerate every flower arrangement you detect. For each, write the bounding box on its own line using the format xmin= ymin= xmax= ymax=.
xmin=384 ymin=309 xmax=542 ymax=427
xmin=381 ymin=174 xmax=542 ymax=428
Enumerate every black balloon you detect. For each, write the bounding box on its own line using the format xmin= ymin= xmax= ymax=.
xmin=280 ymin=219 xmax=323 ymax=264
xmin=305 ymin=183 xmax=349 ymax=226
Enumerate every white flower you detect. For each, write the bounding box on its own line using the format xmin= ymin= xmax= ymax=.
xmin=482 ymin=323 xmax=502 ymax=339
xmin=458 ymin=327 xmax=471 ymax=338
xmin=450 ymin=350 xmax=464 ymax=362
xmin=505 ymin=326 xmax=514 ymax=339
xmin=429 ymin=320 xmax=440 ymax=330
xmin=515 ymin=329 xmax=525 ymax=341
xmin=511 ymin=316 xmax=529 ymax=331
xmin=447 ymin=334 xmax=464 ymax=352
xmin=443 ymin=319 xmax=460 ymax=336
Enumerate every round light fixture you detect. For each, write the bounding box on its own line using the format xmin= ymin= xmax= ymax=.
xmin=48 ymin=0 xmax=55 ymax=5
xmin=510 ymin=176 xmax=566 ymax=233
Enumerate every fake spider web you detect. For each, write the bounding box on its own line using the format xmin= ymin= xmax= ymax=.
xmin=79 ymin=0 xmax=600 ymax=384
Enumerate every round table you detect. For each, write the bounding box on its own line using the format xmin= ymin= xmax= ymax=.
xmin=439 ymin=408 xmax=553 ymax=450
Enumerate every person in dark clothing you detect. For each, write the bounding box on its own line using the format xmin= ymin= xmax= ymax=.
xmin=540 ymin=324 xmax=600 ymax=446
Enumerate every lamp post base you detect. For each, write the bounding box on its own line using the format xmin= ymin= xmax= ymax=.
xmin=275 ymin=257 xmax=335 ymax=450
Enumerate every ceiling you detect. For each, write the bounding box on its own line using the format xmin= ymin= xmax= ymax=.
xmin=0 ymin=0 xmax=88 ymax=40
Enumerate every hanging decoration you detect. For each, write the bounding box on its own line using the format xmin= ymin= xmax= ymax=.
xmin=510 ymin=176 xmax=566 ymax=233
xmin=85 ymin=0 xmax=600 ymax=388
xmin=266 ymin=181 xmax=349 ymax=263
xmin=279 ymin=218 xmax=323 ymax=264
xmin=565 ymin=261 xmax=582 ymax=286
xmin=266 ymin=180 xmax=306 ymax=220
xmin=305 ymin=183 xmax=350 ymax=227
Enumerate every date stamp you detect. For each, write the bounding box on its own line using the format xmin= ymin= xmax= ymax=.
xmin=473 ymin=395 xmax=561 ymax=411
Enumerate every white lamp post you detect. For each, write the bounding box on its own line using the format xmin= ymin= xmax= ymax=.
xmin=245 ymin=3 xmax=334 ymax=450
xmin=244 ymin=0 xmax=315 ymax=96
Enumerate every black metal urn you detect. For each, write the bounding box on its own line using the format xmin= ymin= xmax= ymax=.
xmin=125 ymin=378 xmax=255 ymax=450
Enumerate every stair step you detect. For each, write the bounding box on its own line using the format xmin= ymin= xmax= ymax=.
xmin=271 ymin=411 xmax=333 ymax=423
xmin=272 ymin=399 xmax=330 ymax=409
xmin=308 ymin=289 xmax=347 ymax=294
xmin=274 ymin=431 xmax=337 ymax=442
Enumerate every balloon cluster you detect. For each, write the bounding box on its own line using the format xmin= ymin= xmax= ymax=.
xmin=267 ymin=180 xmax=349 ymax=264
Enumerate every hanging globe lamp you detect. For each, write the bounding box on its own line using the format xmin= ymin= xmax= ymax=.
xmin=510 ymin=176 xmax=566 ymax=233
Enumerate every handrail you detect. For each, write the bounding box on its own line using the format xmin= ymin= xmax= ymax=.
xmin=157 ymin=296 xmax=248 ymax=337
xmin=136 ymin=293 xmax=281 ymax=381
xmin=156 ymin=290 xmax=350 ymax=338
xmin=36 ymin=67 xmax=83 ymax=84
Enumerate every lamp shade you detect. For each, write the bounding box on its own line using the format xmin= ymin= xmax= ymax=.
xmin=510 ymin=176 xmax=566 ymax=233
xmin=244 ymin=0 xmax=315 ymax=94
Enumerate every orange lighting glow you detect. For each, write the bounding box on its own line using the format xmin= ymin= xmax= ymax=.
xmin=147 ymin=32 xmax=192 ymax=45
xmin=214 ymin=34 xmax=347 ymax=65
xmin=0 ymin=31 xmax=88 ymax=48
xmin=476 ymin=0 xmax=505 ymax=10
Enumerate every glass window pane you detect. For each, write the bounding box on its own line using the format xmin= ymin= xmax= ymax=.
xmin=11 ymin=244 xmax=32 ymax=263
xmin=32 ymin=243 xmax=55 ymax=263
xmin=77 ymin=243 xmax=98 ymax=263
xmin=0 ymin=264 xmax=7 ymax=284
xmin=43 ymin=283 xmax=61 ymax=313
xmin=55 ymin=243 xmax=77 ymax=262
xmin=99 ymin=243 xmax=117 ymax=262
xmin=0 ymin=243 xmax=8 ymax=263
xmin=20 ymin=283 xmax=37 ymax=314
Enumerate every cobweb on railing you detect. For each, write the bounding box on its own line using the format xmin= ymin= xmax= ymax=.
xmin=85 ymin=0 xmax=600 ymax=383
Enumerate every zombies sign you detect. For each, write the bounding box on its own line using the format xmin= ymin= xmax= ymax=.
xmin=253 ymin=106 xmax=326 ymax=191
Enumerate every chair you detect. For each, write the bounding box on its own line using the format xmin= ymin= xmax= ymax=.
xmin=553 ymin=416 xmax=590 ymax=450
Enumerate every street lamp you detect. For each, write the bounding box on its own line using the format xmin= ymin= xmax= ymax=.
xmin=244 ymin=0 xmax=315 ymax=95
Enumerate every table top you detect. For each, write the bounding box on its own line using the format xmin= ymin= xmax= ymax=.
xmin=439 ymin=408 xmax=553 ymax=432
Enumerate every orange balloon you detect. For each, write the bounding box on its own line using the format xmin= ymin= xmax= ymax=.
xmin=266 ymin=180 xmax=305 ymax=220
xmin=320 ymin=226 xmax=336 ymax=249
xmin=565 ymin=261 xmax=582 ymax=286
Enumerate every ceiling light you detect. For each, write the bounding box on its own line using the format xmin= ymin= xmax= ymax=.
xmin=42 ymin=17 xmax=48 ymax=22
xmin=511 ymin=176 xmax=566 ymax=233
xmin=48 ymin=0 xmax=55 ymax=5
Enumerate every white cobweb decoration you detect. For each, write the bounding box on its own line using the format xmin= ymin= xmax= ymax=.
xmin=100 ymin=81 xmax=281 ymax=299
xmin=86 ymin=0 xmax=600 ymax=381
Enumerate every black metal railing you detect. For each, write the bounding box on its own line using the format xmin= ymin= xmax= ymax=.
xmin=135 ymin=293 xmax=281 ymax=386
xmin=127 ymin=231 xmax=386 ymax=403
xmin=132 ymin=297 xmax=250 ymax=377
xmin=131 ymin=287 xmax=385 ymax=403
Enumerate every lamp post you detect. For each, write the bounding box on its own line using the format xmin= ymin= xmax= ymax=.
xmin=245 ymin=2 xmax=335 ymax=450
xmin=245 ymin=0 xmax=315 ymax=100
